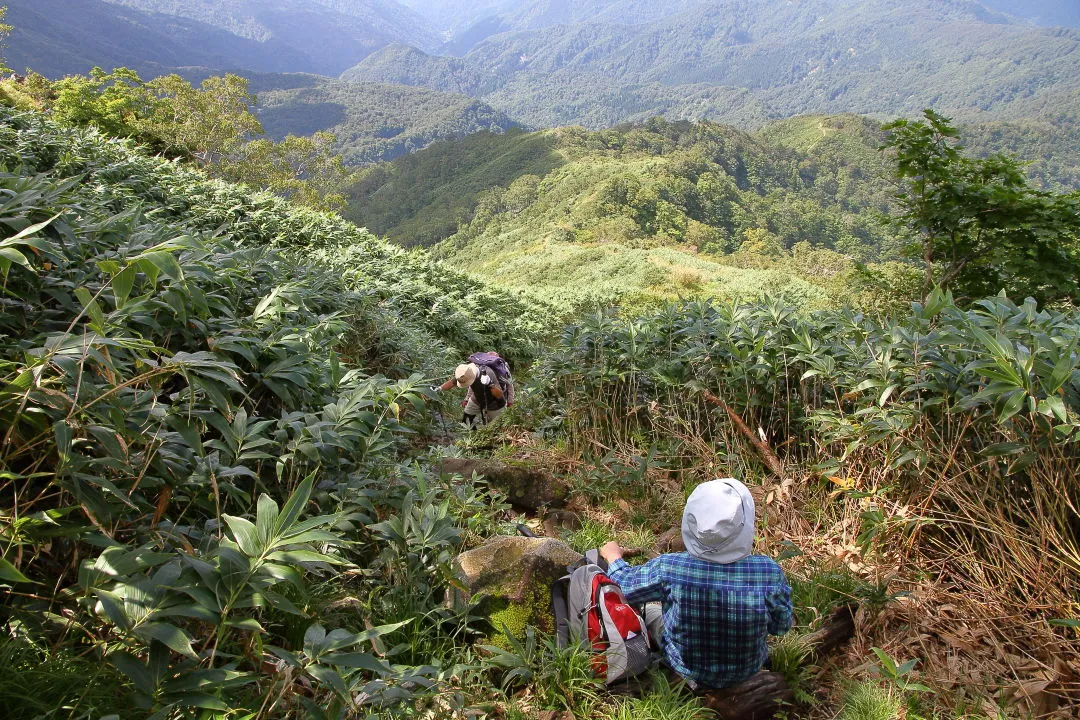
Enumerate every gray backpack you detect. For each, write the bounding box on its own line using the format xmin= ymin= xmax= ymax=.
xmin=551 ymin=549 xmax=652 ymax=684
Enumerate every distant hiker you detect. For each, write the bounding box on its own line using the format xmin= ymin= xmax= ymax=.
xmin=434 ymin=351 xmax=515 ymax=427
xmin=599 ymin=478 xmax=792 ymax=690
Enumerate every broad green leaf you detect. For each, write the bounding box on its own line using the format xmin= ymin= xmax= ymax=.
xmin=878 ymin=384 xmax=897 ymax=406
xmin=74 ymin=287 xmax=105 ymax=327
xmin=265 ymin=550 xmax=343 ymax=565
xmin=304 ymin=624 xmax=327 ymax=650
xmin=0 ymin=246 xmax=32 ymax=272
xmin=0 ymin=557 xmax=32 ymax=584
xmin=109 ymin=651 xmax=156 ymax=695
xmin=306 ymin=664 xmax=348 ymax=698
xmin=871 ymin=647 xmax=897 ymax=676
xmin=112 ymin=264 xmax=137 ymax=308
xmin=998 ymin=389 xmax=1027 ymax=423
xmin=276 ymin=473 xmax=316 ymax=535
xmin=981 ymin=442 xmax=1027 ymax=457
xmin=165 ymin=415 xmax=204 ymax=456
xmin=321 ymin=652 xmax=390 ymax=673
xmin=1037 ymin=395 xmax=1068 ymax=422
xmin=4 ymin=212 xmax=61 ymax=243
xmin=53 ymin=420 xmax=72 ymax=465
xmin=94 ymin=589 xmax=132 ymax=630
xmin=222 ymin=514 xmax=261 ymax=557
xmin=140 ymin=251 xmax=183 ymax=281
xmin=256 ymin=493 xmax=279 ymax=543
xmin=257 ymin=562 xmax=302 ymax=585
xmin=174 ymin=695 xmax=230 ymax=711
xmin=896 ymin=658 xmax=918 ymax=675
xmin=163 ymin=668 xmax=254 ymax=693
xmin=137 ymin=622 xmax=197 ymax=659
xmin=354 ymin=619 xmax=412 ymax=643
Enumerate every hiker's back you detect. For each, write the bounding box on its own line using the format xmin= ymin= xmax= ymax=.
xmin=636 ymin=552 xmax=787 ymax=689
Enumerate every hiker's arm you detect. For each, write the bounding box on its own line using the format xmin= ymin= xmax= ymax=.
xmin=436 ymin=378 xmax=455 ymax=392
xmin=603 ymin=543 xmax=665 ymax=604
xmin=505 ymin=377 xmax=514 ymax=406
xmin=766 ymin=578 xmax=793 ymax=636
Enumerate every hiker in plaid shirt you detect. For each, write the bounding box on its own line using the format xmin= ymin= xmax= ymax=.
xmin=601 ymin=478 xmax=792 ymax=689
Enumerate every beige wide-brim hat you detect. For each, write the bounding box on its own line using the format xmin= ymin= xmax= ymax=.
xmin=681 ymin=478 xmax=755 ymax=564
xmin=454 ymin=363 xmax=479 ymax=388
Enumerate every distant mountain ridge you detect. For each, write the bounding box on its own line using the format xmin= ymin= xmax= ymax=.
xmin=4 ymin=0 xmax=442 ymax=78
xmin=344 ymin=0 xmax=1080 ymax=129
xmin=980 ymin=0 xmax=1080 ymax=27
xmin=101 ymin=0 xmax=441 ymax=74
xmin=3 ymin=0 xmax=312 ymax=78
xmin=5 ymin=0 xmax=1079 ymax=160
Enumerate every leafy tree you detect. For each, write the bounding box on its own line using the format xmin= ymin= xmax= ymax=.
xmin=48 ymin=69 xmax=262 ymax=165
xmin=141 ymin=73 xmax=263 ymax=164
xmin=222 ymin=131 xmax=353 ymax=212
xmin=34 ymin=67 xmax=353 ymax=212
xmin=883 ymin=109 xmax=1080 ymax=304
xmin=50 ymin=67 xmax=148 ymax=138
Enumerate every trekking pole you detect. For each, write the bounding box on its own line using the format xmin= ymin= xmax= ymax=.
xmin=428 ymin=385 xmax=451 ymax=442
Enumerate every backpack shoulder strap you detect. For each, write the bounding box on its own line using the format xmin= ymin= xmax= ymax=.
xmin=551 ymin=575 xmax=572 ymax=648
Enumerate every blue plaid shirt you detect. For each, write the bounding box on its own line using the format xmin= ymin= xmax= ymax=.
xmin=608 ymin=552 xmax=792 ymax=689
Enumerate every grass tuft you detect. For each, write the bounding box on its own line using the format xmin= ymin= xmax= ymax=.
xmin=609 ymin=671 xmax=712 ymax=720
xmin=840 ymin=681 xmax=904 ymax=720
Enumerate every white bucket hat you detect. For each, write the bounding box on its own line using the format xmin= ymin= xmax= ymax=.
xmin=454 ymin=363 xmax=479 ymax=388
xmin=681 ymin=478 xmax=755 ymax=564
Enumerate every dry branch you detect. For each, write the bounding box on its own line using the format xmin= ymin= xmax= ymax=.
xmin=700 ymin=390 xmax=784 ymax=476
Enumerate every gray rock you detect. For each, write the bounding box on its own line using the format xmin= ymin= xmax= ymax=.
xmin=451 ymin=535 xmax=582 ymax=645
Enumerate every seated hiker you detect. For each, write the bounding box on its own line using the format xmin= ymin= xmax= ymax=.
xmin=599 ymin=477 xmax=792 ymax=690
xmin=434 ymin=352 xmax=515 ymax=427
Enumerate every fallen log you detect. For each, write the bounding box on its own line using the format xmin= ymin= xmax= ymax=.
xmin=699 ymin=604 xmax=858 ymax=719
xmin=700 ymin=671 xmax=796 ymax=720
xmin=805 ymin=603 xmax=857 ymax=664
xmin=437 ymin=458 xmax=568 ymax=510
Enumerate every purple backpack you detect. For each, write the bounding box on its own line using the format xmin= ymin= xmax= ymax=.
xmin=468 ymin=352 xmax=511 ymax=385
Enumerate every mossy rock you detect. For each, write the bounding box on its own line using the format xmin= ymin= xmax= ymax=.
xmin=451 ymin=535 xmax=582 ymax=646
xmin=438 ymin=458 xmax=569 ymax=510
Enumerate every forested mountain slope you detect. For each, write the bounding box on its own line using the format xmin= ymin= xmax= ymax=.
xmin=257 ymin=79 xmax=518 ymax=164
xmin=3 ymin=0 xmax=310 ymax=78
xmin=3 ymin=0 xmax=441 ymax=78
xmin=347 ymin=112 xmax=1080 ymax=250
xmin=344 ymin=0 xmax=1080 ymax=129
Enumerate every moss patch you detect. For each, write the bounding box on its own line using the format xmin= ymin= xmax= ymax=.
xmin=485 ymin=583 xmax=555 ymax=649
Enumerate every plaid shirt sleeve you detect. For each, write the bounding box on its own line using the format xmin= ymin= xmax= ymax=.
xmin=766 ymin=578 xmax=793 ymax=635
xmin=607 ymin=557 xmax=667 ymax=604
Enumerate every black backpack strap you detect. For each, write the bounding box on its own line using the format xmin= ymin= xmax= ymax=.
xmin=551 ymin=577 xmax=571 ymax=648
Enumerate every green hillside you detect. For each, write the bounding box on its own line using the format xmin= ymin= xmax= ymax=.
xmin=430 ymin=117 xmax=905 ymax=309
xmin=344 ymin=127 xmax=566 ymax=246
xmin=256 ymin=79 xmax=518 ymax=165
xmin=345 ymin=112 xmax=1080 ymax=310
